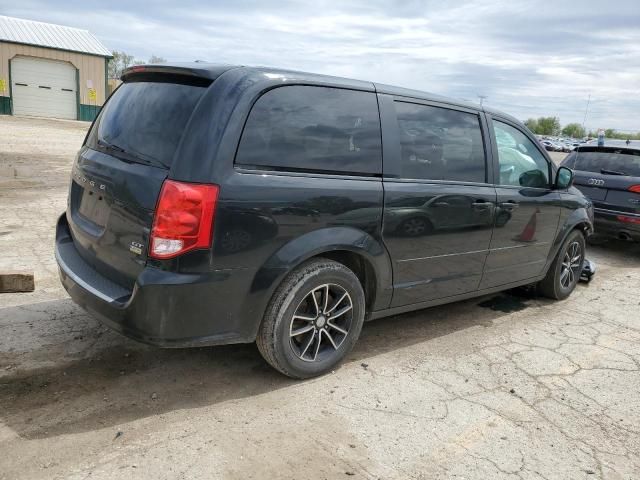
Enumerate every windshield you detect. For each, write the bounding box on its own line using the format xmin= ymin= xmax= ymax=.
xmin=86 ymin=81 xmax=206 ymax=168
xmin=568 ymin=150 xmax=640 ymax=176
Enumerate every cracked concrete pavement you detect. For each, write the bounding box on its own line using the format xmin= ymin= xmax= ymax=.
xmin=1 ymin=115 xmax=639 ymax=479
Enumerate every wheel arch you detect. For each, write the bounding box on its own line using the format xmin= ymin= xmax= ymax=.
xmin=241 ymin=227 xmax=393 ymax=341
xmin=544 ymin=207 xmax=593 ymax=274
xmin=318 ymin=250 xmax=379 ymax=314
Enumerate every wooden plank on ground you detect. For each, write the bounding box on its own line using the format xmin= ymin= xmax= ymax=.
xmin=0 ymin=272 xmax=35 ymax=293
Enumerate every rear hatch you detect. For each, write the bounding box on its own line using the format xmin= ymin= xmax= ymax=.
xmin=67 ymin=68 xmax=214 ymax=289
xmin=562 ymin=147 xmax=640 ymax=214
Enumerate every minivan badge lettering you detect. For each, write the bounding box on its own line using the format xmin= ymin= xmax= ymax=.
xmin=74 ymin=171 xmax=106 ymax=192
xmin=129 ymin=241 xmax=144 ymax=255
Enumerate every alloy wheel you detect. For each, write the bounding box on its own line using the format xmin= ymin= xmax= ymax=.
xmin=560 ymin=241 xmax=582 ymax=289
xmin=289 ymin=283 xmax=353 ymax=362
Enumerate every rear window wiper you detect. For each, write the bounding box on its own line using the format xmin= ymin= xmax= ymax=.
xmin=101 ymin=141 xmax=127 ymax=155
xmin=97 ymin=140 xmax=168 ymax=169
xmin=600 ymin=168 xmax=627 ymax=176
xmin=97 ymin=139 xmax=140 ymax=164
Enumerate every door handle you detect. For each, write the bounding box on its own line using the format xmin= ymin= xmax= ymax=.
xmin=499 ymin=201 xmax=519 ymax=211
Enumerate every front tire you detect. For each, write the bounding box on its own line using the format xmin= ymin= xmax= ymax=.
xmin=538 ymin=230 xmax=585 ymax=300
xmin=256 ymin=258 xmax=366 ymax=379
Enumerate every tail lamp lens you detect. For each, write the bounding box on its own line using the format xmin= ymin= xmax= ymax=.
xmin=628 ymin=185 xmax=640 ymax=193
xmin=617 ymin=215 xmax=640 ymax=225
xmin=150 ymin=180 xmax=219 ymax=259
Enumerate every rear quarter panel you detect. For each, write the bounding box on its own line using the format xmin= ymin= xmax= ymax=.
xmin=212 ymin=170 xmax=391 ymax=339
xmin=166 ymin=68 xmax=391 ymax=340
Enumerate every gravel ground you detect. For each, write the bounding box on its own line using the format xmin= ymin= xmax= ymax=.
xmin=1 ymin=115 xmax=639 ymax=480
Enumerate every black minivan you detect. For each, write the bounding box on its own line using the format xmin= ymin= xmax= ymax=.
xmin=56 ymin=63 xmax=593 ymax=378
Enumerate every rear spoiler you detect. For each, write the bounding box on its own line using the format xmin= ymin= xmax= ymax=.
xmin=121 ymin=63 xmax=238 ymax=85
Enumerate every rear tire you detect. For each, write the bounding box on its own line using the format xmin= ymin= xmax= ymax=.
xmin=538 ymin=230 xmax=585 ymax=300
xmin=256 ymin=258 xmax=366 ymax=379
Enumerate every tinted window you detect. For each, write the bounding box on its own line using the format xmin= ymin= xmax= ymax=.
xmin=493 ymin=120 xmax=550 ymax=188
xmin=236 ymin=86 xmax=381 ymax=175
xmin=564 ymin=150 xmax=640 ymax=176
xmin=394 ymin=102 xmax=486 ymax=183
xmin=86 ymin=81 xmax=205 ymax=168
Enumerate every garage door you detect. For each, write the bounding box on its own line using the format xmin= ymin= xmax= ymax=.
xmin=11 ymin=57 xmax=77 ymax=120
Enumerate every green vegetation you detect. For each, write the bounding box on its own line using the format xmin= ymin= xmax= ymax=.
xmin=524 ymin=117 xmax=561 ymax=136
xmin=561 ymin=123 xmax=586 ymax=139
xmin=586 ymin=129 xmax=640 ymax=140
xmin=524 ymin=116 xmax=640 ymax=140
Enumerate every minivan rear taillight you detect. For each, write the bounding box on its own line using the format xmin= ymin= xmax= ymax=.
xmin=628 ymin=185 xmax=640 ymax=194
xmin=150 ymin=180 xmax=219 ymax=259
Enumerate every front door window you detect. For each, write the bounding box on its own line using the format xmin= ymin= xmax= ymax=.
xmin=493 ymin=120 xmax=550 ymax=189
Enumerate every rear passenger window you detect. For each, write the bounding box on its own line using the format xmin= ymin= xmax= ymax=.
xmin=236 ymin=86 xmax=381 ymax=175
xmin=394 ymin=102 xmax=486 ymax=183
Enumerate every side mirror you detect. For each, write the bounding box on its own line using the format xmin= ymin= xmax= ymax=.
xmin=555 ymin=166 xmax=574 ymax=189
xmin=519 ymin=169 xmax=548 ymax=188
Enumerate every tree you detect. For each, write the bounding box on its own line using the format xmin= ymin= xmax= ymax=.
xmin=108 ymin=50 xmax=135 ymax=79
xmin=561 ymin=123 xmax=585 ymax=139
xmin=107 ymin=52 xmax=168 ymax=78
xmin=108 ymin=51 xmax=134 ymax=79
xmin=536 ymin=116 xmax=561 ymax=136
xmin=522 ymin=117 xmax=560 ymax=136
xmin=584 ymin=129 xmax=640 ymax=140
xmin=524 ymin=118 xmax=538 ymax=133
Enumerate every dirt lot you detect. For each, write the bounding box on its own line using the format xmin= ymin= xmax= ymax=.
xmin=1 ymin=115 xmax=640 ymax=480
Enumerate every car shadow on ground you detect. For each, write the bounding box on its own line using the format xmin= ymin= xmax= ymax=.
xmin=0 ymin=287 xmax=550 ymax=441
xmin=2 ymin=237 xmax=637 ymax=442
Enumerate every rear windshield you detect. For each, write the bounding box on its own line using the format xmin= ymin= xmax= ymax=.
xmin=86 ymin=81 xmax=206 ymax=168
xmin=566 ymin=150 xmax=640 ymax=176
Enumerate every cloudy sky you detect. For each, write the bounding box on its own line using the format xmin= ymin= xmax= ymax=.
xmin=3 ymin=0 xmax=639 ymax=131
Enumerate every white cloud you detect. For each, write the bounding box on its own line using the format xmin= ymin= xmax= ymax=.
xmin=3 ymin=0 xmax=639 ymax=131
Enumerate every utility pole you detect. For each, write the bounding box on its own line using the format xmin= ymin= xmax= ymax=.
xmin=478 ymin=95 xmax=487 ymax=106
xmin=582 ymin=93 xmax=591 ymax=134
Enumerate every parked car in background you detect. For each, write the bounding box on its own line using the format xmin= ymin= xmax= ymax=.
xmin=55 ymin=63 xmax=594 ymax=378
xmin=541 ymin=140 xmax=560 ymax=151
xmin=562 ymin=145 xmax=640 ymax=242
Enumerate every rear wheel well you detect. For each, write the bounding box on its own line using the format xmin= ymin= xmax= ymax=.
xmin=574 ymin=221 xmax=592 ymax=237
xmin=314 ymin=250 xmax=377 ymax=313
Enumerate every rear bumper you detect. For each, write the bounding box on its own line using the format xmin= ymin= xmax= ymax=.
xmin=55 ymin=214 xmax=255 ymax=347
xmin=593 ymin=208 xmax=640 ymax=242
